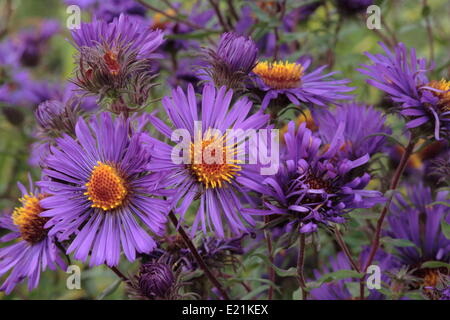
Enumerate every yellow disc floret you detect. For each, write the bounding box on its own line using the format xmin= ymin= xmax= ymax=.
xmin=189 ymin=132 xmax=241 ymax=189
xmin=13 ymin=193 xmax=48 ymax=243
xmin=253 ymin=61 xmax=304 ymax=89
xmin=151 ymin=8 xmax=176 ymax=30
xmin=426 ymin=79 xmax=450 ymax=113
xmin=85 ymin=161 xmax=128 ymax=211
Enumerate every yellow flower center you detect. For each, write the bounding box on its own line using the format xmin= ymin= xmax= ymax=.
xmin=151 ymin=9 xmax=176 ymax=30
xmin=13 ymin=194 xmax=48 ymax=243
xmin=189 ymin=133 xmax=241 ymax=189
xmin=280 ymin=110 xmax=317 ymax=143
xmin=253 ymin=61 xmax=304 ymax=90
xmin=85 ymin=162 xmax=127 ymax=211
xmin=426 ymin=79 xmax=450 ymax=113
xmin=423 ymin=269 xmax=440 ymax=288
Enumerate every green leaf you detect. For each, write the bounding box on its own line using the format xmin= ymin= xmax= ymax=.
xmin=251 ymin=252 xmax=298 ymax=277
xmin=381 ymin=236 xmax=416 ymax=247
xmin=442 ymin=218 xmax=450 ymax=240
xmin=308 ymin=270 xmax=364 ymax=289
xmin=241 ymin=285 xmax=270 ymax=300
xmin=363 ymin=133 xmax=405 ymax=149
xmin=430 ymin=201 xmax=450 ymax=208
xmin=420 ymin=261 xmax=450 ymax=270
xmin=345 ymin=282 xmax=369 ymax=298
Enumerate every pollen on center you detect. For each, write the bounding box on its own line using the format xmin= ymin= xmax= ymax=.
xmin=13 ymin=193 xmax=49 ymax=244
xmin=426 ymin=79 xmax=450 ymax=113
xmin=188 ymin=133 xmax=242 ymax=189
xmin=253 ymin=61 xmax=304 ymax=90
xmin=103 ymin=50 xmax=120 ymax=76
xmin=85 ymin=161 xmax=127 ymax=211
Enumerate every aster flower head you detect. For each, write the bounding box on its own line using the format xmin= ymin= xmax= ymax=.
xmin=310 ymin=249 xmax=396 ymax=300
xmin=149 ymin=2 xmax=214 ymax=52
xmin=243 ymin=121 xmax=384 ymax=233
xmin=0 ymin=177 xmax=65 ymax=294
xmin=313 ymin=102 xmax=390 ymax=160
xmin=385 ymin=184 xmax=449 ymax=273
xmin=194 ymin=235 xmax=246 ymax=270
xmin=71 ymin=14 xmax=163 ymax=99
xmin=128 ymin=262 xmax=176 ymax=300
xmin=14 ymin=20 xmax=60 ymax=67
xmin=146 ymin=84 xmax=269 ymax=237
xmin=359 ymin=42 xmax=450 ymax=140
xmin=383 ymin=184 xmax=450 ymax=299
xmin=29 ymin=85 xmax=99 ymax=167
xmin=37 ymin=112 xmax=170 ymax=267
xmin=252 ymin=57 xmax=353 ymax=110
xmin=201 ymin=32 xmax=258 ymax=91
xmin=95 ymin=0 xmax=146 ymax=23
xmin=35 ymin=99 xmax=78 ymax=137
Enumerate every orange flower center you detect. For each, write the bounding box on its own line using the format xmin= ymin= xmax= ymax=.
xmin=103 ymin=50 xmax=120 ymax=76
xmin=13 ymin=194 xmax=48 ymax=243
xmin=188 ymin=133 xmax=241 ymax=189
xmin=151 ymin=9 xmax=176 ymax=30
xmin=85 ymin=162 xmax=127 ymax=211
xmin=253 ymin=61 xmax=304 ymax=90
xmin=423 ymin=269 xmax=440 ymax=288
xmin=426 ymin=79 xmax=450 ymax=113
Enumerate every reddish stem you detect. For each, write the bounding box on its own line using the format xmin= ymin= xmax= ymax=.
xmin=168 ymin=211 xmax=230 ymax=300
xmin=359 ymin=136 xmax=415 ymax=299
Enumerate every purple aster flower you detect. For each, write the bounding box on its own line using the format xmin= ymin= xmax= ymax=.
xmin=70 ymin=12 xmax=163 ymax=59
xmin=37 ymin=113 xmax=170 ymax=267
xmin=313 ymin=102 xmax=390 ymax=159
xmin=201 ymin=32 xmax=258 ymax=91
xmin=29 ymin=83 xmax=99 ymax=167
xmin=235 ymin=2 xmax=321 ymax=58
xmin=70 ymin=14 xmax=163 ymax=98
xmin=129 ymin=262 xmax=176 ymax=300
xmin=386 ymin=184 xmax=449 ymax=266
xmin=284 ymin=1 xmax=324 ymax=31
xmin=192 ymin=235 xmax=246 ymax=270
xmin=145 ymin=84 xmax=269 ymax=237
xmin=384 ymin=184 xmax=449 ymax=298
xmin=168 ymin=57 xmax=203 ymax=92
xmin=242 ymin=121 xmax=384 ymax=233
xmin=439 ymin=286 xmax=450 ymax=300
xmin=359 ymin=42 xmax=450 ymax=140
xmin=64 ymin=0 xmax=146 ymax=22
xmin=13 ymin=20 xmax=60 ymax=67
xmin=0 ymin=177 xmax=66 ymax=294
xmin=0 ymin=46 xmax=61 ymax=109
xmin=252 ymin=57 xmax=353 ymax=110
xmin=310 ymin=249 xmax=396 ymax=300
xmin=95 ymin=0 xmax=146 ymax=23
xmin=34 ymin=100 xmax=78 ymax=136
xmin=149 ymin=1 xmax=214 ymax=52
